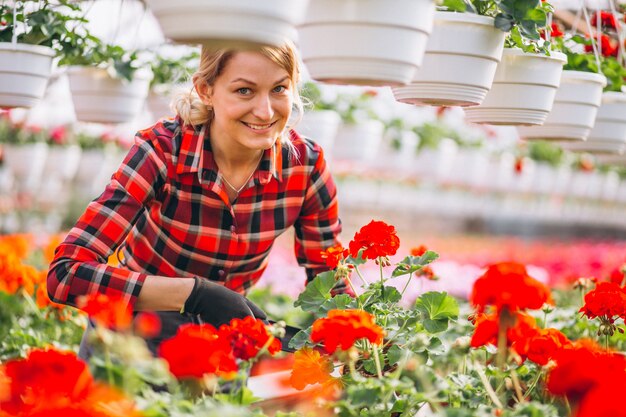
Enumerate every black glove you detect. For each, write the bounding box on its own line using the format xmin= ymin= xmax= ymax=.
xmin=183 ymin=277 xmax=266 ymax=328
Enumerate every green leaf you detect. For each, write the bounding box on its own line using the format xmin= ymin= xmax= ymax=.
xmin=442 ymin=0 xmax=468 ymax=12
xmin=287 ymin=327 xmax=312 ymax=351
xmin=494 ymin=14 xmax=514 ymax=32
xmin=320 ymin=294 xmax=359 ymax=314
xmin=415 ymin=291 xmax=459 ymax=333
xmin=386 ymin=344 xmax=404 ymax=365
xmin=294 ymin=271 xmax=336 ymax=314
xmin=391 ymin=251 xmax=439 ymax=277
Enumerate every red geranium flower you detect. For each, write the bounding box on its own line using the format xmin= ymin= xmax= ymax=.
xmin=470 ymin=262 xmax=553 ymax=313
xmin=133 ymin=311 xmax=161 ymax=338
xmin=540 ymin=22 xmax=564 ymax=39
xmin=470 ymin=311 xmax=538 ymax=353
xmin=77 ymin=293 xmax=132 ymax=331
xmin=159 ymin=324 xmax=238 ymax=379
xmin=579 ymin=281 xmax=626 ymax=320
xmin=348 ymin=220 xmax=400 ymax=260
xmin=575 ymin=379 xmax=626 ymax=417
xmin=547 ymin=339 xmax=626 ymax=400
xmin=523 ymin=328 xmax=571 ymax=366
xmin=311 ymin=309 xmax=385 ymax=354
xmin=410 ymin=245 xmax=428 ymax=257
xmin=219 ymin=316 xmax=281 ymax=361
xmin=321 ymin=244 xmax=349 ymax=269
xmin=289 ymin=347 xmax=335 ymax=390
xmin=591 ymin=11 xmax=617 ymax=29
xmin=585 ymin=33 xmax=618 ymax=57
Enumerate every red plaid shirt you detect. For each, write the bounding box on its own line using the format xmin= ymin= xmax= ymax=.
xmin=47 ymin=117 xmax=341 ymax=308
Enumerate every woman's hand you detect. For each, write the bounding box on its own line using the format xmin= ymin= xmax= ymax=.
xmin=183 ymin=276 xmax=266 ymax=328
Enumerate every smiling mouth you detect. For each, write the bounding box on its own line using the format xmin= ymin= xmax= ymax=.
xmin=242 ymin=121 xmax=275 ymax=130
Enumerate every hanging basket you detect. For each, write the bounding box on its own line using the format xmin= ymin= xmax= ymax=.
xmin=463 ymin=48 xmax=566 ymax=125
xmin=0 ymin=43 xmax=55 ymax=109
xmin=2 ymin=142 xmax=48 ymax=191
xmin=298 ymin=0 xmax=435 ymax=86
xmin=560 ymin=92 xmax=626 ymax=154
xmin=42 ymin=145 xmax=82 ymax=181
xmin=67 ymin=67 xmax=152 ymax=124
xmin=392 ymin=12 xmax=505 ymax=107
xmin=296 ymin=110 xmax=341 ymax=156
xmin=145 ymin=0 xmax=308 ymax=47
xmin=518 ymin=71 xmax=607 ymax=142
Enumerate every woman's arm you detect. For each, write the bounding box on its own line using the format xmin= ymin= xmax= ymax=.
xmin=134 ymin=276 xmax=196 ymax=311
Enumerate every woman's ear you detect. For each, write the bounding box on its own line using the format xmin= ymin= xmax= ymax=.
xmin=194 ymin=79 xmax=213 ymax=107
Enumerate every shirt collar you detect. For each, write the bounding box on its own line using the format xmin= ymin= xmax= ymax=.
xmin=175 ymin=120 xmax=284 ymax=183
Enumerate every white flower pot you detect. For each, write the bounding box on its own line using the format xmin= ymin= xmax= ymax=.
xmin=42 ymin=145 xmax=82 ymax=181
xmin=392 ymin=13 xmax=505 ymax=107
xmin=75 ymin=149 xmax=106 ymax=186
xmin=0 ymin=43 xmax=55 ymax=109
xmin=298 ymin=0 xmax=435 ymax=86
xmin=146 ymin=90 xmax=174 ymax=120
xmin=2 ymin=142 xmax=48 ymax=191
xmin=67 ymin=67 xmax=152 ymax=124
xmin=518 ymin=71 xmax=607 ymax=141
xmin=571 ymin=92 xmax=626 ymax=154
xmin=145 ymin=0 xmax=308 ymax=47
xmin=296 ymin=110 xmax=341 ymax=155
xmin=464 ymin=49 xmax=566 ymax=125
xmin=332 ymin=120 xmax=385 ymax=161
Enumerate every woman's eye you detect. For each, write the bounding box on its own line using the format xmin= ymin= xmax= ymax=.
xmin=273 ymin=85 xmax=287 ymax=93
xmin=237 ymin=87 xmax=252 ymax=95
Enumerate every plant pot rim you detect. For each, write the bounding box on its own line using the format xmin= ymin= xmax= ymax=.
xmin=0 ymin=42 xmax=55 ymax=57
xmin=502 ymin=48 xmax=567 ymax=63
xmin=601 ymin=91 xmax=626 ymax=103
xmin=434 ymin=11 xmax=496 ymax=26
xmin=561 ymin=70 xmax=607 ymax=86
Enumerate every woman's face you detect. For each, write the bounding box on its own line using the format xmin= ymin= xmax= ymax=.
xmin=204 ymin=51 xmax=294 ymax=153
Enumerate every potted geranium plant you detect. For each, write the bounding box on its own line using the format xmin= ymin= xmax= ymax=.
xmin=297 ymin=0 xmax=436 ymax=86
xmin=464 ymin=0 xmax=567 ymax=126
xmin=518 ymin=24 xmax=608 ymax=142
xmin=0 ymin=0 xmax=83 ymax=108
xmin=392 ymin=0 xmax=507 ymax=107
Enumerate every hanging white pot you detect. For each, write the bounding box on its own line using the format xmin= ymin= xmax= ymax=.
xmin=518 ymin=71 xmax=607 ymax=141
xmin=67 ymin=67 xmax=152 ymax=124
xmin=464 ymin=48 xmax=566 ymax=125
xmin=0 ymin=43 xmax=55 ymax=109
xmin=392 ymin=12 xmax=505 ymax=107
xmin=561 ymin=91 xmax=626 ymax=154
xmin=145 ymin=0 xmax=308 ymax=47
xmin=296 ymin=110 xmax=341 ymax=155
xmin=298 ymin=0 xmax=435 ymax=86
xmin=332 ymin=120 xmax=385 ymax=162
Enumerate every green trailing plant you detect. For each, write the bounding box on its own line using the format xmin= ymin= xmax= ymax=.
xmin=299 ymin=82 xmax=380 ymax=124
xmin=150 ymin=50 xmax=200 ymax=92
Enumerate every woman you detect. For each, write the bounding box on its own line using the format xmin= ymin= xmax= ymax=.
xmin=46 ymin=41 xmax=342 ymax=356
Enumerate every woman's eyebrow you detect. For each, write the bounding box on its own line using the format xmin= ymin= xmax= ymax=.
xmin=230 ymin=76 xmax=290 ymax=85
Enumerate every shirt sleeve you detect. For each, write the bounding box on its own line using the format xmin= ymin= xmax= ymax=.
xmin=46 ymin=133 xmax=168 ymax=309
xmin=293 ymin=141 xmax=342 ymax=283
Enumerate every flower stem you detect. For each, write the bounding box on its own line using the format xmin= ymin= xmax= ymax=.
xmin=510 ymin=368 xmax=525 ymax=404
xmin=372 ymin=344 xmax=384 ymax=379
xmin=353 ymin=265 xmax=368 ymax=287
xmin=399 ymin=271 xmax=414 ymax=299
xmin=474 ymin=360 xmax=504 ymax=409
xmin=496 ymin=309 xmax=512 ymax=369
xmin=524 ymin=369 xmax=543 ymax=400
xmin=378 ymin=258 xmax=385 ymax=299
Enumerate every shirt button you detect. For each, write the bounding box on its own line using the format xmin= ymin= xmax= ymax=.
xmin=230 ymin=225 xmax=236 ymax=233
xmin=218 ymin=269 xmax=225 ymax=277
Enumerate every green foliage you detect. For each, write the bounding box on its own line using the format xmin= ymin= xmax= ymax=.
xmin=415 ymin=292 xmax=460 ymax=333
xmin=527 ymin=140 xmax=565 ymax=167
xmin=150 ymin=51 xmax=200 ymax=90
xmin=299 ymin=82 xmax=380 ymax=124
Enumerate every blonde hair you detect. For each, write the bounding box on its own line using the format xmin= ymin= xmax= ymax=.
xmin=173 ymin=42 xmax=304 ymax=155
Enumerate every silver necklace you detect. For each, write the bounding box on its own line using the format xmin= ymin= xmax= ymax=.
xmin=220 ymin=153 xmax=263 ymax=194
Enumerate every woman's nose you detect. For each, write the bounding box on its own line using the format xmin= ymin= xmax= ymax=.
xmin=252 ymin=94 xmax=274 ymax=121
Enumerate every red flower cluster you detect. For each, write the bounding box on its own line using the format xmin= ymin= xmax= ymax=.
xmin=348 ymin=220 xmax=400 ymax=261
xmin=547 ymin=340 xmax=626 ymax=417
xmin=133 ymin=312 xmax=161 ymax=338
xmin=470 ymin=262 xmax=553 ymax=313
xmin=78 ymin=293 xmax=132 ymax=331
xmin=584 ymin=33 xmax=618 ymax=57
xmin=159 ymin=323 xmax=238 ymax=379
xmin=410 ymin=245 xmax=428 ymax=257
xmin=0 ymin=348 xmax=141 ymax=416
xmin=579 ymin=281 xmax=626 ymax=320
xmin=320 ymin=244 xmax=349 ymax=269
xmin=219 ymin=316 xmax=281 ymax=361
xmin=289 ymin=347 xmax=335 ymax=390
xmin=470 ymin=311 xmax=536 ymax=350
xmin=540 ymin=22 xmax=564 ymax=39
xmin=523 ymin=328 xmax=571 ymax=366
xmin=591 ymin=11 xmax=618 ymax=29
xmin=311 ymin=309 xmax=385 ymax=354
xmin=159 ymin=317 xmax=279 ymax=380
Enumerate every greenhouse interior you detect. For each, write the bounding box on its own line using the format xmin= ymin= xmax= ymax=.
xmin=1 ymin=0 xmax=626 ymax=416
